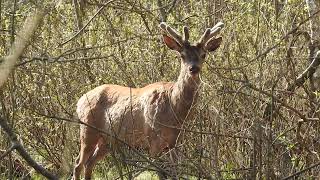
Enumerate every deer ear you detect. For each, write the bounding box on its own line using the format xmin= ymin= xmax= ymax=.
xmin=162 ymin=34 xmax=182 ymax=52
xmin=205 ymin=37 xmax=222 ymax=52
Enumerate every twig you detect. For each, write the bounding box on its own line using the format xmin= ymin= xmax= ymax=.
xmin=246 ymin=82 xmax=314 ymax=122
xmin=59 ymin=0 xmax=115 ymax=47
xmin=157 ymin=0 xmax=166 ymax=21
xmin=0 ymin=116 xmax=58 ymax=179
xmin=251 ymin=9 xmax=320 ymax=66
xmin=156 ymin=121 xmax=254 ymax=140
xmin=10 ymin=0 xmax=17 ymax=45
xmin=16 ymin=55 xmax=114 ymax=67
xmin=166 ymin=0 xmax=178 ymax=15
xmin=214 ymin=9 xmax=320 ymax=71
xmin=282 ymin=161 xmax=320 ymax=180
xmin=256 ymin=51 xmax=320 ymax=123
xmin=287 ymin=51 xmax=320 ymax=92
xmin=0 ymin=144 xmax=17 ymax=160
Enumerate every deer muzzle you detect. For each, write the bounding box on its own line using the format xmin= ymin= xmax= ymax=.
xmin=189 ymin=65 xmax=200 ymax=74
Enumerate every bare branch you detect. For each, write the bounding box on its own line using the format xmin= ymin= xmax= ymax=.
xmin=287 ymin=51 xmax=320 ymax=92
xmin=258 ymin=51 xmax=320 ymax=125
xmin=283 ymin=161 xmax=320 ymax=179
xmin=245 ymin=83 xmax=314 ymax=122
xmin=59 ymin=0 xmax=116 ymax=47
xmin=0 ymin=116 xmax=58 ymax=179
xmin=0 ymin=9 xmax=43 ymax=87
xmin=0 ymin=8 xmax=58 ymax=180
xmin=0 ymin=145 xmax=17 ymax=161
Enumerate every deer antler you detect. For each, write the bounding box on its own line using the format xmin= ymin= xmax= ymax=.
xmin=199 ymin=22 xmax=224 ymax=45
xmin=160 ymin=22 xmax=190 ymax=45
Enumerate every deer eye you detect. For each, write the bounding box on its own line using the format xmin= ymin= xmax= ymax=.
xmin=200 ymin=54 xmax=206 ymax=59
xmin=180 ymin=54 xmax=185 ymax=59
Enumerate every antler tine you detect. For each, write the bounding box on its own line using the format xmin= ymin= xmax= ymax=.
xmin=198 ymin=28 xmax=211 ymax=45
xmin=211 ymin=22 xmax=224 ymax=32
xmin=159 ymin=22 xmax=184 ymax=45
xmin=207 ymin=27 xmax=222 ymax=41
xmin=199 ymin=22 xmax=224 ymax=45
xmin=159 ymin=22 xmax=166 ymax=31
xmin=207 ymin=22 xmax=224 ymax=40
xmin=183 ymin=26 xmax=189 ymax=42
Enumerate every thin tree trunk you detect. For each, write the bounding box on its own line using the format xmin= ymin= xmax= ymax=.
xmin=8 ymin=1 xmax=17 ymax=178
xmin=73 ymin=0 xmax=95 ymax=83
xmin=0 ymin=9 xmax=57 ymax=179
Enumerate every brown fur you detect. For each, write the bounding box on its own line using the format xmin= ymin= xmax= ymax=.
xmin=73 ymin=22 xmax=223 ymax=180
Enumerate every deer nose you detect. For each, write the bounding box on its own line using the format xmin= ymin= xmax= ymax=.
xmin=189 ymin=65 xmax=200 ymax=74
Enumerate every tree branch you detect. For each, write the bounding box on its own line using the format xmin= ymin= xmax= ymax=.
xmin=0 ymin=9 xmax=43 ymax=87
xmin=282 ymin=161 xmax=320 ymax=180
xmin=0 ymin=8 xmax=58 ymax=180
xmin=0 ymin=117 xmax=58 ymax=179
xmin=287 ymin=51 xmax=320 ymax=92
xmin=245 ymin=51 xmax=320 ymax=123
xmin=0 ymin=144 xmax=17 ymax=161
xmin=59 ymin=0 xmax=115 ymax=47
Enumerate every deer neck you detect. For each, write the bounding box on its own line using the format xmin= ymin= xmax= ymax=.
xmin=170 ymin=64 xmax=200 ymax=123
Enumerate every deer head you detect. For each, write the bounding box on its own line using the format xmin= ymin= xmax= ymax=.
xmin=160 ymin=22 xmax=223 ymax=77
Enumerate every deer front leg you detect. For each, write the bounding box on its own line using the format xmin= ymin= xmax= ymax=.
xmin=146 ymin=130 xmax=169 ymax=179
xmin=161 ymin=128 xmax=181 ymax=180
xmin=149 ymin=137 xmax=170 ymax=180
xmin=168 ymin=147 xmax=179 ymax=179
xmin=155 ymin=141 xmax=179 ymax=180
xmin=149 ymin=129 xmax=181 ymax=180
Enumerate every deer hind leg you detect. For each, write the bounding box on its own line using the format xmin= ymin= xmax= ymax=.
xmin=84 ymin=137 xmax=108 ymax=180
xmin=73 ymin=128 xmax=100 ymax=180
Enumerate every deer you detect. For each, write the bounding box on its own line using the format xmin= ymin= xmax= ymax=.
xmin=72 ymin=21 xmax=224 ymax=180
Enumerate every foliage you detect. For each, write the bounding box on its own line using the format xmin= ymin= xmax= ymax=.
xmin=0 ymin=0 xmax=319 ymax=179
